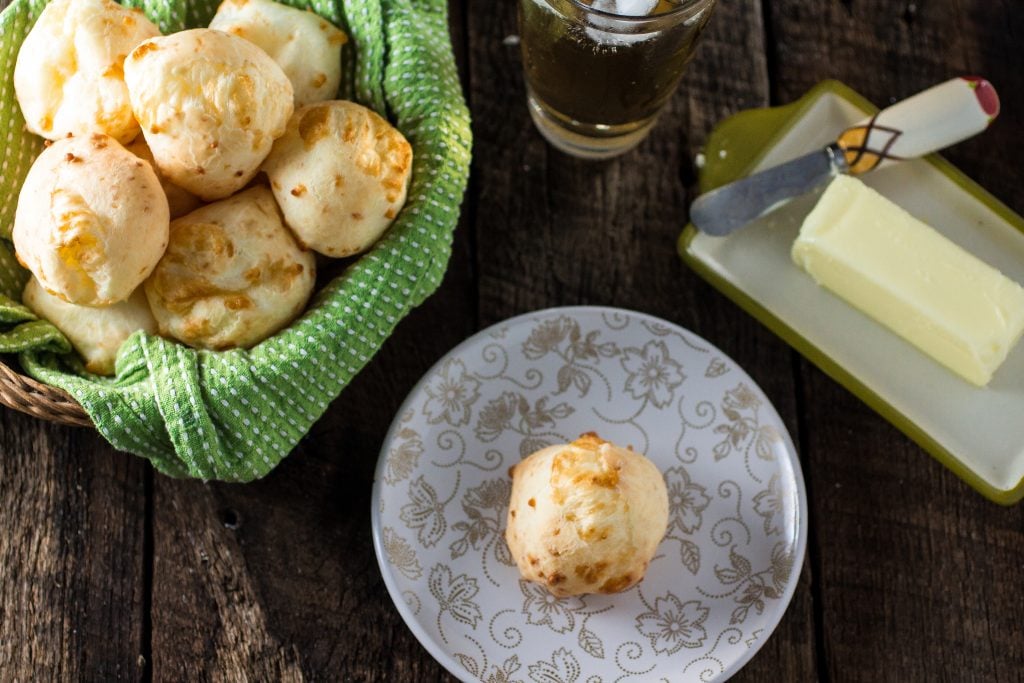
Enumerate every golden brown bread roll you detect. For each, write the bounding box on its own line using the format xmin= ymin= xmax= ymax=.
xmin=14 ymin=0 xmax=161 ymax=144
xmin=124 ymin=28 xmax=294 ymax=201
xmin=13 ymin=134 xmax=170 ymax=307
xmin=505 ymin=433 xmax=669 ymax=597
xmin=144 ymin=186 xmax=315 ymax=350
xmin=209 ymin=0 xmax=347 ymax=108
xmin=262 ymin=100 xmax=412 ymax=257
xmin=23 ymin=278 xmax=156 ymax=376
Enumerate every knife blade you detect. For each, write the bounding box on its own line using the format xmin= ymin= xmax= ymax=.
xmin=689 ymin=77 xmax=1000 ymax=236
xmin=689 ymin=144 xmax=847 ymax=237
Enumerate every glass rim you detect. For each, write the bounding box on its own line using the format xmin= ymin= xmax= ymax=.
xmin=566 ymin=0 xmax=713 ymax=23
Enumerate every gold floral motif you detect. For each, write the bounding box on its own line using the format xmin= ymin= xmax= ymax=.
xmin=712 ymin=543 xmax=794 ymax=625
xmin=384 ymin=427 xmax=424 ymax=485
xmin=522 ymin=316 xmax=619 ymax=398
xmin=620 ymin=340 xmax=685 ymax=408
xmin=725 ymin=383 xmax=761 ymax=410
xmin=520 ymin=581 xmax=586 ymax=634
xmin=423 ymin=358 xmax=481 ymax=427
xmin=753 ymin=473 xmax=787 ymax=536
xmin=400 ymin=476 xmax=449 ymax=548
xmin=485 ymin=656 xmax=524 ymax=683
xmin=713 ymin=382 xmax=781 ymax=462
xmin=664 ymin=466 xmax=711 ymax=534
xmin=523 ymin=317 xmax=577 ymax=359
xmin=705 ymin=356 xmax=729 ymax=378
xmin=382 ymin=527 xmax=422 ymax=581
xmin=456 ymin=653 xmax=525 ymax=683
xmin=450 ymin=478 xmax=514 ymax=570
xmin=527 ymin=647 xmax=581 ymax=683
xmin=474 ymin=391 xmax=573 ymax=458
xmin=429 ymin=564 xmax=483 ymax=629
xmin=635 ymin=594 xmax=709 ymax=653
xmin=475 ymin=392 xmax=521 ymax=442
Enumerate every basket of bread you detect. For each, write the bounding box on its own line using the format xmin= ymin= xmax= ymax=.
xmin=0 ymin=0 xmax=471 ymax=480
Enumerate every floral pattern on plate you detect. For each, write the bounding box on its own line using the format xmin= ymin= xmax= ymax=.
xmin=373 ymin=307 xmax=807 ymax=682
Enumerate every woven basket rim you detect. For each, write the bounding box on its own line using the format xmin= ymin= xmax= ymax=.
xmin=0 ymin=356 xmax=92 ymax=427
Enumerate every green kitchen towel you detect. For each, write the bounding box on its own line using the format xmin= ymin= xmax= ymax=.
xmin=0 ymin=0 xmax=472 ymax=481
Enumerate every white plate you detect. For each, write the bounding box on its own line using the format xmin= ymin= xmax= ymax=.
xmin=372 ymin=306 xmax=807 ymax=682
xmin=682 ymin=83 xmax=1024 ymax=503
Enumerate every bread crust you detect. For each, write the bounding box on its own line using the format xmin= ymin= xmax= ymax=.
xmin=144 ymin=186 xmax=316 ymax=350
xmin=262 ymin=100 xmax=412 ymax=258
xmin=210 ymin=0 xmax=347 ymax=108
xmin=124 ymin=28 xmax=294 ymax=201
xmin=13 ymin=134 xmax=170 ymax=306
xmin=14 ymin=0 xmax=161 ymax=144
xmin=505 ymin=433 xmax=669 ymax=597
xmin=23 ymin=278 xmax=156 ymax=376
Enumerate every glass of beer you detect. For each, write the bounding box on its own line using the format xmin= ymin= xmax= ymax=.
xmin=518 ymin=0 xmax=718 ymax=159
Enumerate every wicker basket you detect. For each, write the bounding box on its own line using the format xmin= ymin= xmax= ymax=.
xmin=0 ymin=357 xmax=91 ymax=427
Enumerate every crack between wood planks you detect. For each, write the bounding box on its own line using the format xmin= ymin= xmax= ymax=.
xmin=759 ymin=0 xmax=782 ymax=106
xmin=141 ymin=466 xmax=154 ymax=682
xmin=453 ymin=0 xmax=482 ymax=332
xmin=790 ymin=350 xmax=831 ymax=683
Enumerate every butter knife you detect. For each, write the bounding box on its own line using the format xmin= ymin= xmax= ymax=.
xmin=690 ymin=77 xmax=1000 ymax=236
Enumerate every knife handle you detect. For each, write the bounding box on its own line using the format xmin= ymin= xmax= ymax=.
xmin=837 ymin=77 xmax=999 ymax=174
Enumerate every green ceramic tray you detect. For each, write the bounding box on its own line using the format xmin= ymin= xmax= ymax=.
xmin=679 ymin=80 xmax=1024 ymax=505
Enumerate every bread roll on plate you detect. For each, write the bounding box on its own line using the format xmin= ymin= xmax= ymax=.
xmin=13 ymin=134 xmax=170 ymax=307
xmin=145 ymin=186 xmax=315 ymax=350
xmin=506 ymin=433 xmax=669 ymax=597
xmin=263 ymin=100 xmax=412 ymax=258
xmin=23 ymin=278 xmax=156 ymax=376
xmin=124 ymin=28 xmax=294 ymax=201
xmin=210 ymin=0 xmax=347 ymax=108
xmin=14 ymin=0 xmax=161 ymax=144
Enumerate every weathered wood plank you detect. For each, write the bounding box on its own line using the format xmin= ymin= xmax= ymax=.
xmin=467 ymin=0 xmax=817 ymax=680
xmin=767 ymin=0 xmax=1024 ymax=680
xmin=0 ymin=410 xmax=147 ymax=680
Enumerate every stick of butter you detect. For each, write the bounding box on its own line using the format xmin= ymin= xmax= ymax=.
xmin=792 ymin=175 xmax=1024 ymax=386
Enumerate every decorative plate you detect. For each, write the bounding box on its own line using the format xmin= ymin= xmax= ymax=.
xmin=679 ymin=80 xmax=1024 ymax=504
xmin=372 ymin=306 xmax=807 ymax=682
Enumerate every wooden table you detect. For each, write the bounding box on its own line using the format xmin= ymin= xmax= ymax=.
xmin=2 ymin=0 xmax=1024 ymax=680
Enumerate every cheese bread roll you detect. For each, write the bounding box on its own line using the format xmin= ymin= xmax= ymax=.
xmin=263 ymin=100 xmax=412 ymax=258
xmin=124 ymin=28 xmax=294 ymax=201
xmin=145 ymin=187 xmax=315 ymax=350
xmin=210 ymin=0 xmax=347 ymax=108
xmin=14 ymin=0 xmax=161 ymax=144
xmin=506 ymin=433 xmax=669 ymax=597
xmin=13 ymin=134 xmax=170 ymax=306
xmin=23 ymin=278 xmax=156 ymax=376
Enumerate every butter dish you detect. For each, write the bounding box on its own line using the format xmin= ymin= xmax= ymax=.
xmin=679 ymin=81 xmax=1024 ymax=504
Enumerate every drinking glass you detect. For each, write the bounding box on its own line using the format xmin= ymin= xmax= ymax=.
xmin=518 ymin=0 xmax=718 ymax=159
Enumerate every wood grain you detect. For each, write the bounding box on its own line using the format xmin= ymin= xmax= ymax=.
xmin=0 ymin=410 xmax=146 ymax=680
xmin=767 ymin=0 xmax=1024 ymax=680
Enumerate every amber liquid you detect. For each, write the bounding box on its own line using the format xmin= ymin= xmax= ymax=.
xmin=520 ymin=0 xmax=712 ymax=135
